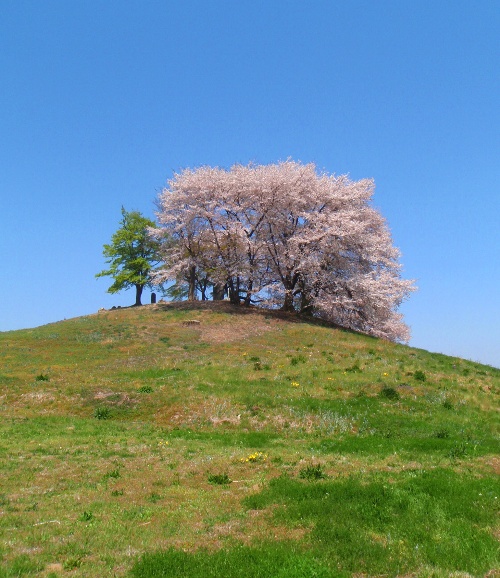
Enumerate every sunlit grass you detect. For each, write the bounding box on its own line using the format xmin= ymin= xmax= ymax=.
xmin=0 ymin=302 xmax=498 ymax=576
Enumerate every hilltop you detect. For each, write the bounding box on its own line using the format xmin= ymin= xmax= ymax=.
xmin=0 ymin=303 xmax=498 ymax=577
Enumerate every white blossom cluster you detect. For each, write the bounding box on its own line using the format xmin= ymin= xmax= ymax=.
xmin=151 ymin=161 xmax=416 ymax=342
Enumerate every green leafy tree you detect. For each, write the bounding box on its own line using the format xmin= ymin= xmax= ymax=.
xmin=96 ymin=208 xmax=161 ymax=306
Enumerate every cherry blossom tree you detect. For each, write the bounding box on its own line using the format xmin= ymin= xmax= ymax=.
xmin=152 ymin=161 xmax=415 ymax=342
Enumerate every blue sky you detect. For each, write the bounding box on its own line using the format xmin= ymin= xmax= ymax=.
xmin=1 ymin=1 xmax=499 ymax=367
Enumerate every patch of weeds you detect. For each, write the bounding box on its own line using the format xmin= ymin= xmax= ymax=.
xmin=442 ymin=399 xmax=454 ymax=410
xmin=249 ymin=356 xmax=260 ymax=362
xmin=253 ymin=362 xmax=262 ymax=370
xmin=123 ymin=506 xmax=152 ymax=521
xmin=63 ymin=557 xmax=82 ymax=570
xmin=159 ymin=336 xmax=170 ymax=343
xmin=208 ymin=473 xmax=231 ymax=485
xmin=345 ymin=361 xmax=362 ymax=373
xmin=383 ymin=428 xmax=400 ymax=439
xmin=290 ymin=355 xmax=306 ymax=365
xmin=94 ymin=406 xmax=111 ymax=420
xmin=414 ymin=370 xmax=426 ymax=382
xmin=435 ymin=429 xmax=450 ymax=439
xmin=299 ymin=464 xmax=327 ymax=481
xmin=80 ymin=511 xmax=93 ymax=522
xmin=103 ymin=469 xmax=120 ymax=480
xmin=447 ymin=441 xmax=470 ymax=460
xmin=147 ymin=492 xmax=162 ymax=503
xmin=111 ymin=489 xmax=124 ymax=496
xmin=379 ymin=386 xmax=400 ymax=401
xmin=138 ymin=385 xmax=154 ymax=393
xmin=35 ymin=373 xmax=49 ymax=381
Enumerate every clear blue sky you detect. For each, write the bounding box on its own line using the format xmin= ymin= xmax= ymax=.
xmin=1 ymin=1 xmax=499 ymax=367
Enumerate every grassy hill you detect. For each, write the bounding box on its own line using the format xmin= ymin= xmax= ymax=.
xmin=0 ymin=302 xmax=498 ymax=577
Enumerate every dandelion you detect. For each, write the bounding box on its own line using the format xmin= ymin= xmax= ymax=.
xmin=383 ymin=372 xmax=389 ymax=377
xmin=240 ymin=451 xmax=267 ymax=463
xmin=327 ymin=377 xmax=334 ymax=381
xmin=291 ymin=381 xmax=300 ymax=388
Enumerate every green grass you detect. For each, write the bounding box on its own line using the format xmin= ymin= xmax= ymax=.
xmin=130 ymin=544 xmax=336 ymax=577
xmin=243 ymin=470 xmax=499 ymax=576
xmin=0 ymin=301 xmax=498 ymax=577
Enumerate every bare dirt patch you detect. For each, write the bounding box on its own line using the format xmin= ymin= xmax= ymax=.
xmin=199 ymin=314 xmax=275 ymax=344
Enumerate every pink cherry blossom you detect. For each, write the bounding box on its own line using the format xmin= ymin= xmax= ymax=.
xmin=152 ymin=160 xmax=416 ymax=342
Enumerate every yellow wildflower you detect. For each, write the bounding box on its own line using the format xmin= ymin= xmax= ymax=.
xmin=240 ymin=451 xmax=267 ymax=463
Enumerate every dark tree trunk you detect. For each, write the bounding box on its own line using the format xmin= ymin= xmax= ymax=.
xmin=299 ymin=282 xmax=313 ymax=315
xmin=188 ymin=265 xmax=196 ymax=301
xmin=281 ymin=289 xmax=295 ymax=312
xmin=244 ymin=279 xmax=253 ymax=306
xmin=134 ymin=284 xmax=143 ymax=306
xmin=213 ymin=283 xmax=225 ymax=301
xmin=228 ymin=278 xmax=240 ymax=305
xmin=300 ymin=294 xmax=313 ymax=315
xmin=199 ymin=278 xmax=208 ymax=300
xmin=281 ymin=273 xmax=299 ymax=312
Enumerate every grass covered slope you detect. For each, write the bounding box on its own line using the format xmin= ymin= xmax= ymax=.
xmin=0 ymin=302 xmax=498 ymax=577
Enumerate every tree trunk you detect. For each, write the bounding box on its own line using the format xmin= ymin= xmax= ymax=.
xmin=281 ymin=289 xmax=295 ymax=312
xmin=213 ymin=283 xmax=225 ymax=301
xmin=228 ymin=279 xmax=240 ymax=305
xmin=299 ymin=293 xmax=313 ymax=315
xmin=134 ymin=284 xmax=143 ymax=306
xmin=200 ymin=278 xmax=208 ymax=301
xmin=188 ymin=265 xmax=196 ymax=301
xmin=244 ymin=279 xmax=253 ymax=306
xmin=299 ymin=281 xmax=313 ymax=315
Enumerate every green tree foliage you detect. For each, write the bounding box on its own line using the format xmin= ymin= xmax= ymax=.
xmin=96 ymin=208 xmax=161 ymax=306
